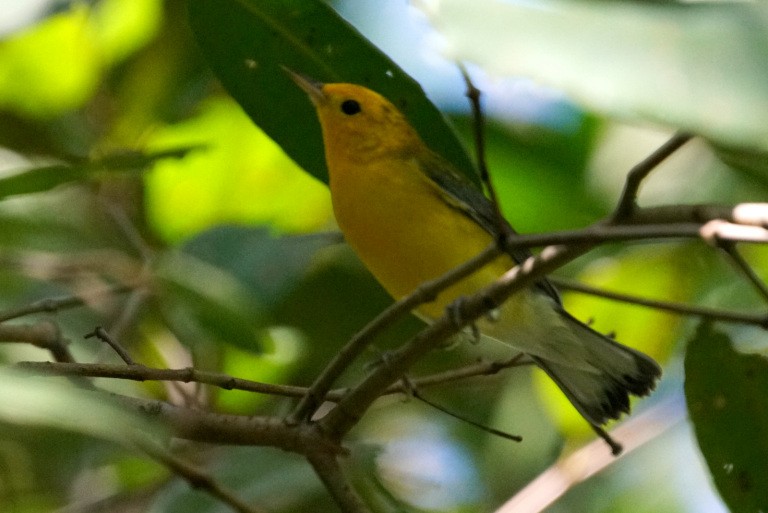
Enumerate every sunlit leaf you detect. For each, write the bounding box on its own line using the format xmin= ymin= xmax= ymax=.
xmin=0 ymin=0 xmax=161 ymax=118
xmin=0 ymin=148 xmax=197 ymax=200
xmin=426 ymin=0 xmax=768 ymax=150
xmin=0 ymin=368 xmax=164 ymax=442
xmin=685 ymin=323 xmax=768 ymax=512
xmin=144 ymin=98 xmax=332 ymax=243
xmin=187 ymin=0 xmax=476 ymax=183
xmin=215 ymin=327 xmax=305 ymax=413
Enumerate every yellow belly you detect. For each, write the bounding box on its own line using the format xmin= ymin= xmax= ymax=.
xmin=329 ymin=155 xmax=518 ymax=321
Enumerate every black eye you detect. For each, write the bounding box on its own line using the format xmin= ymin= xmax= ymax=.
xmin=341 ymin=99 xmax=361 ymax=115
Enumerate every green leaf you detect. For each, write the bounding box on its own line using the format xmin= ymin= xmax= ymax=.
xmin=153 ymin=251 xmax=264 ymax=354
xmin=186 ymin=0 xmax=476 ymax=183
xmin=685 ymin=323 xmax=768 ymax=512
xmin=0 ymin=147 xmax=198 ymax=200
xmin=427 ymin=0 xmax=768 ymax=149
xmin=0 ymin=368 xmax=164 ymax=443
xmin=148 ymin=446 xmax=325 ymax=513
xmin=182 ymin=226 xmax=341 ymax=308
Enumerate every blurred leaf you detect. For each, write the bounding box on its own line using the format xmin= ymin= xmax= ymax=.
xmin=182 ymin=226 xmax=340 ymax=307
xmin=148 ymin=446 xmax=328 ymax=513
xmin=0 ymin=5 xmax=100 ymax=116
xmin=0 ymin=147 xmax=197 ymax=200
xmin=153 ymin=251 xmax=264 ymax=354
xmin=712 ymin=144 xmax=768 ymax=190
xmin=144 ymin=98 xmax=332 ymax=242
xmin=91 ymin=0 xmax=163 ymax=65
xmin=0 ymin=368 xmax=164 ymax=443
xmin=0 ymin=0 xmax=161 ymax=118
xmin=685 ymin=323 xmax=768 ymax=512
xmin=215 ymin=327 xmax=305 ymax=413
xmin=427 ymin=0 xmax=768 ymax=150
xmin=187 ymin=0 xmax=476 ymax=183
xmin=450 ymin=116 xmax=601 ymax=232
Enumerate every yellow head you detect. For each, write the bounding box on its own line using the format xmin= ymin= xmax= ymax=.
xmin=285 ymin=69 xmax=423 ymax=172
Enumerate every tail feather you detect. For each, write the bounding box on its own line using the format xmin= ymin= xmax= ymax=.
xmin=535 ymin=313 xmax=661 ymax=426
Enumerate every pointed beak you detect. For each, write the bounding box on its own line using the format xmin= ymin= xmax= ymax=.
xmin=281 ymin=66 xmax=325 ymax=106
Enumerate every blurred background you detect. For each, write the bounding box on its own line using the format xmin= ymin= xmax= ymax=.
xmin=1 ymin=0 xmax=766 ymax=511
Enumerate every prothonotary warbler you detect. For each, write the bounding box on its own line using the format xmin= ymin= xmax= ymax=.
xmin=286 ymin=69 xmax=661 ymax=427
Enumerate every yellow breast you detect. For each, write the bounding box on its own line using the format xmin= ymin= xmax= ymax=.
xmin=329 ymin=154 xmax=513 ymax=320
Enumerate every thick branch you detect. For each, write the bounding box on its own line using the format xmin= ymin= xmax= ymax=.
xmin=114 ymin=393 xmax=339 ymax=455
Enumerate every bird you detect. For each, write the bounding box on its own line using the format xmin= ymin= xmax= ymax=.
xmin=285 ymin=68 xmax=661 ymax=430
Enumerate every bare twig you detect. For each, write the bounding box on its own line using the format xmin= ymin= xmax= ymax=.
xmin=16 ymin=361 xmax=310 ymax=397
xmin=15 ymin=356 xmax=532 ymax=400
xmin=721 ymin=244 xmax=768 ymax=303
xmin=551 ymin=276 xmax=768 ymax=328
xmin=411 ymin=386 xmax=523 ymax=442
xmin=85 ymin=326 xmax=136 ymax=365
xmin=459 ymin=64 xmax=511 ymax=241
xmin=611 ymin=132 xmax=693 ymax=221
xmin=0 ymin=286 xmax=132 ymax=322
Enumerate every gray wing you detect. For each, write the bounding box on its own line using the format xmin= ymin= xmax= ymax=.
xmin=417 ymin=151 xmax=562 ymax=304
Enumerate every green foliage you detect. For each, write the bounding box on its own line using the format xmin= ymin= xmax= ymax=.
xmin=0 ymin=148 xmax=196 ymax=200
xmin=429 ymin=0 xmax=768 ymax=150
xmin=685 ymin=323 xmax=768 ymax=513
xmin=0 ymin=0 xmax=765 ymax=512
xmin=187 ymin=0 xmax=476 ymax=183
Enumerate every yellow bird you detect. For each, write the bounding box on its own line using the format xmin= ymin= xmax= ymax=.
xmin=286 ymin=69 xmax=661 ymax=428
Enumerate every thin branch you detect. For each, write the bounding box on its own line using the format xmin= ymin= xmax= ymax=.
xmin=15 ymin=356 xmax=532 ymax=401
xmin=136 ymin=438 xmax=265 ymax=513
xmin=387 ymin=354 xmax=532 ymax=392
xmin=551 ymin=276 xmax=768 ymax=328
xmin=0 ymin=286 xmax=132 ymax=322
xmin=287 ymin=243 xmax=502 ymax=424
xmin=16 ymin=361 xmax=311 ymax=397
xmin=109 ymin=287 xmax=151 ymax=342
xmin=308 ymin=451 xmax=370 ymax=513
xmin=611 ymin=132 xmax=693 ymax=221
xmin=503 ymin=222 xmax=702 ymax=249
xmin=721 ymin=244 xmax=768 ymax=303
xmin=459 ymin=64 xmax=511 ymax=241
xmin=411 ymin=387 xmax=522 ymax=442
xmin=85 ymin=326 xmax=136 ymax=365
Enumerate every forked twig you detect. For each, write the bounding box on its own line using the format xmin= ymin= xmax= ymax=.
xmin=611 ymin=132 xmax=693 ymax=221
